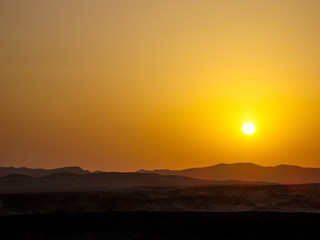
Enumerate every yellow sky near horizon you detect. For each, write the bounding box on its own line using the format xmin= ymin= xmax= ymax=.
xmin=1 ymin=0 xmax=320 ymax=171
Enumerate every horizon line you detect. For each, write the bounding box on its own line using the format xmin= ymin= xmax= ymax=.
xmin=1 ymin=162 xmax=320 ymax=172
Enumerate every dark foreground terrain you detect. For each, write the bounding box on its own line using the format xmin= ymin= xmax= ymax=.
xmin=1 ymin=184 xmax=320 ymax=215
xmin=1 ymin=212 xmax=320 ymax=239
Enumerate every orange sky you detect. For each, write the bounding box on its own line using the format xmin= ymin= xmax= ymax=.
xmin=1 ymin=0 xmax=320 ymax=171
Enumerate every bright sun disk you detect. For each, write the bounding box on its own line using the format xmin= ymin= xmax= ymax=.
xmin=242 ymin=122 xmax=256 ymax=135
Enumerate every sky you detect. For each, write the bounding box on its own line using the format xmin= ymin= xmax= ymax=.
xmin=1 ymin=0 xmax=320 ymax=171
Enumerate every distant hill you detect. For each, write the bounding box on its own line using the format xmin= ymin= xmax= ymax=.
xmin=0 ymin=172 xmax=273 ymax=193
xmin=0 ymin=166 xmax=89 ymax=177
xmin=137 ymin=163 xmax=320 ymax=184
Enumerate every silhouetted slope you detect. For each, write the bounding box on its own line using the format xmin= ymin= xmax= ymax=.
xmin=0 ymin=172 xmax=274 ymax=193
xmin=0 ymin=172 xmax=213 ymax=193
xmin=137 ymin=163 xmax=320 ymax=184
xmin=0 ymin=166 xmax=89 ymax=177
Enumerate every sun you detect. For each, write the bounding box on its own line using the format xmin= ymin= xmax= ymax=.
xmin=242 ymin=122 xmax=256 ymax=135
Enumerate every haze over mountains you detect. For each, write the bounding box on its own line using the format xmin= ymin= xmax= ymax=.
xmin=1 ymin=163 xmax=320 ymax=191
xmin=138 ymin=163 xmax=320 ymax=185
xmin=0 ymin=172 xmax=273 ymax=193
xmin=0 ymin=172 xmax=216 ymax=193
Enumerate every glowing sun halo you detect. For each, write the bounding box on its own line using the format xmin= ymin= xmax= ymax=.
xmin=242 ymin=122 xmax=256 ymax=135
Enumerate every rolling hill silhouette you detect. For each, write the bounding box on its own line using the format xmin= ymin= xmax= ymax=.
xmin=0 ymin=166 xmax=89 ymax=177
xmin=137 ymin=163 xmax=320 ymax=184
xmin=0 ymin=172 xmax=272 ymax=193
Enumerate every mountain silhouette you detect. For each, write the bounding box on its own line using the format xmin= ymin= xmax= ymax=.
xmin=137 ymin=163 xmax=320 ymax=184
xmin=0 ymin=166 xmax=89 ymax=177
xmin=0 ymin=172 xmax=272 ymax=193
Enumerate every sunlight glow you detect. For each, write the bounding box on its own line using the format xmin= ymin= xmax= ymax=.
xmin=242 ymin=122 xmax=256 ymax=135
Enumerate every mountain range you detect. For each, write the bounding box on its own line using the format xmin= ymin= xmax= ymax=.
xmin=137 ymin=163 xmax=320 ymax=184
xmin=1 ymin=163 xmax=320 ymax=214
xmin=0 ymin=172 xmax=272 ymax=193
xmin=0 ymin=166 xmax=89 ymax=177
xmin=1 ymin=163 xmax=320 ymax=191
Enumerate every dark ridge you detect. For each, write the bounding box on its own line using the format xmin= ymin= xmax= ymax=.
xmin=137 ymin=162 xmax=320 ymax=184
xmin=0 ymin=171 xmax=277 ymax=194
xmin=1 ymin=174 xmax=33 ymax=180
xmin=0 ymin=166 xmax=90 ymax=177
